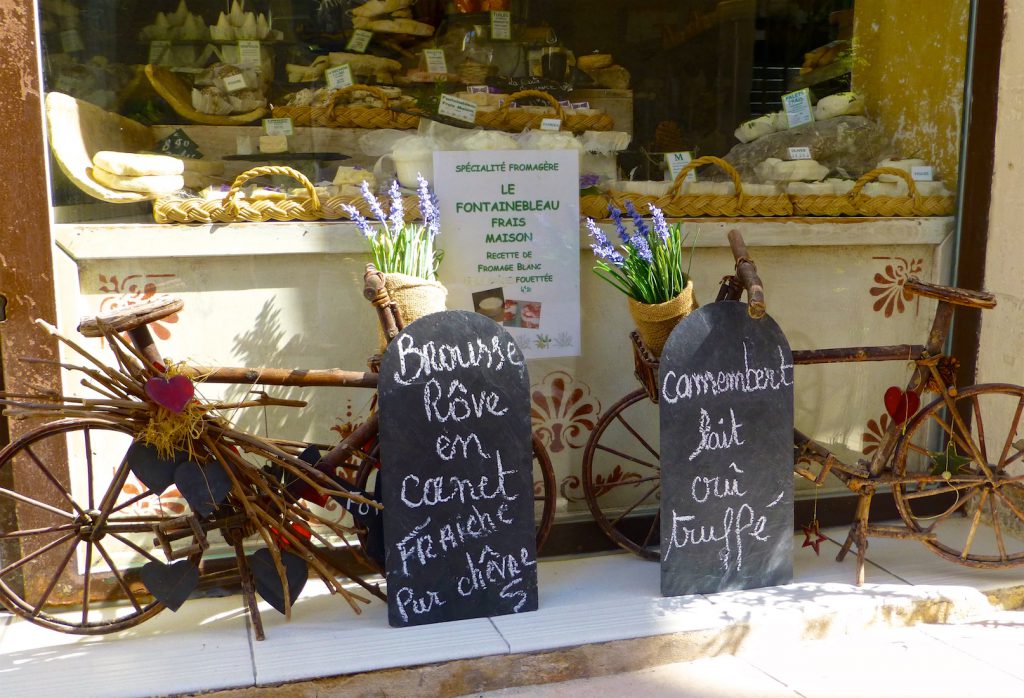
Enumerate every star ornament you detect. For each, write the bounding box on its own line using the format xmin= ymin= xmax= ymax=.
xmin=801 ymin=520 xmax=828 ymax=556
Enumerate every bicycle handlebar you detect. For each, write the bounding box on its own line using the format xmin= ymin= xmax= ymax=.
xmin=727 ymin=229 xmax=766 ymax=319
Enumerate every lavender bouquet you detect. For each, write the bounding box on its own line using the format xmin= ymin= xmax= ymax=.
xmin=585 ymin=202 xmax=696 ymax=305
xmin=342 ymin=175 xmax=443 ymax=281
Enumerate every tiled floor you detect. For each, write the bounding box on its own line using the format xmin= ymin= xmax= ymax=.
xmin=1 ymin=520 xmax=1021 ymax=698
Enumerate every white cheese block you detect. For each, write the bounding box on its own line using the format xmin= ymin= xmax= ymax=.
xmin=333 ymin=166 xmax=377 ymax=188
xmin=827 ymin=178 xmax=856 ymax=196
xmin=786 ymin=182 xmax=832 ymax=195
xmin=755 ymin=157 xmax=828 ymax=183
xmin=813 ymin=92 xmax=865 ymax=121
xmin=93 ymin=151 xmax=184 ymax=176
xmin=259 ymin=135 xmax=288 ymax=153
xmin=91 ymin=167 xmax=184 ymax=194
xmin=741 ymin=183 xmax=781 ymax=196
xmin=877 ymin=158 xmax=928 ymax=182
xmin=734 ymin=114 xmax=776 ymax=143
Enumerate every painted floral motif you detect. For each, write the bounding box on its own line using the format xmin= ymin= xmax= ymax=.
xmin=97 ymin=273 xmax=180 ymax=340
xmin=560 ymin=465 xmax=647 ymax=503
xmin=861 ymin=412 xmax=892 ymax=457
xmin=531 ymin=370 xmax=601 ymax=453
xmin=120 ymin=480 xmax=188 ymax=517
xmin=870 ymin=257 xmax=924 ymax=317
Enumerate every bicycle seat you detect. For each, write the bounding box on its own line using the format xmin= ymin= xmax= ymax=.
xmin=77 ymin=295 xmax=184 ymax=338
xmin=904 ymin=277 xmax=996 ymax=310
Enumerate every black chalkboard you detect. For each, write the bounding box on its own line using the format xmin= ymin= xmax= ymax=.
xmin=379 ymin=310 xmax=538 ymax=627
xmin=659 ymin=301 xmax=794 ymax=596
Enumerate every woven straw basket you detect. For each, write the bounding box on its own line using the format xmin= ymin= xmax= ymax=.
xmin=790 ymin=167 xmax=955 ymax=217
xmin=474 ymin=89 xmax=614 ymax=133
xmin=271 ymin=84 xmax=421 ymax=130
xmin=627 ymin=280 xmax=698 ymax=358
xmin=153 ymin=165 xmax=420 ymax=224
xmin=608 ymin=156 xmax=793 ymax=218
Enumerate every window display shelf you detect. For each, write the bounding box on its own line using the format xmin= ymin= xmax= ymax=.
xmin=53 ymin=216 xmax=953 ymax=262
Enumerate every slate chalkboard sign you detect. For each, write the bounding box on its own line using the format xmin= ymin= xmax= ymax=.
xmin=659 ymin=301 xmax=794 ymax=596
xmin=379 ymin=310 xmax=537 ymax=627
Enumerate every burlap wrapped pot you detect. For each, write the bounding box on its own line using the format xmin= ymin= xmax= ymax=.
xmin=627 ymin=280 xmax=698 ymax=357
xmin=378 ymin=272 xmax=448 ymax=348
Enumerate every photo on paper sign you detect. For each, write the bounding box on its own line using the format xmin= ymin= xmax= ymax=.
xmin=472 ymin=288 xmax=506 ymax=322
xmin=503 ymin=299 xmax=542 ymax=329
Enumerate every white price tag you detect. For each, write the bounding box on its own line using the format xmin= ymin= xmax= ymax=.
xmin=467 ymin=85 xmax=490 ymax=94
xmin=238 ymin=40 xmax=261 ymax=67
xmin=782 ymin=88 xmax=814 ymax=128
xmin=61 ymin=30 xmax=84 ymax=53
xmin=540 ymin=118 xmax=562 ymax=131
xmin=911 ymin=165 xmax=935 ymax=181
xmin=326 ymin=64 xmax=354 ymax=89
xmin=571 ymin=101 xmax=591 ymax=109
xmin=665 ymin=151 xmax=696 ymax=183
xmin=490 ymin=11 xmax=512 ymax=40
xmin=223 ymin=73 xmax=249 ymax=93
xmin=262 ymin=117 xmax=294 ymax=136
xmin=149 ymin=41 xmax=172 ymax=65
xmin=424 ymin=49 xmax=448 ymax=75
xmin=438 ymin=94 xmax=478 ymax=124
xmin=787 ymin=146 xmax=812 ymax=160
xmin=346 ymin=29 xmax=373 ymax=53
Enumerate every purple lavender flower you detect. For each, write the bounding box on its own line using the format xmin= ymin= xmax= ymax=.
xmin=579 ymin=173 xmax=600 ymax=189
xmin=341 ymin=203 xmax=375 ymax=239
xmin=361 ymin=180 xmax=386 ymax=224
xmin=624 ymin=200 xmax=650 ymax=239
xmin=627 ymin=230 xmax=654 ymax=264
xmin=649 ymin=204 xmax=670 ymax=242
xmin=585 ymin=218 xmax=624 ymax=266
xmin=607 ymin=204 xmax=629 ymax=243
xmin=417 ymin=173 xmax=441 ymax=238
xmin=387 ymin=180 xmax=404 ymax=232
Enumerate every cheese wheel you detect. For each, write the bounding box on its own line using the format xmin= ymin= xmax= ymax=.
xmin=813 ymin=92 xmax=865 ymax=121
xmin=734 ymin=114 xmax=775 ymax=143
xmin=93 ymin=151 xmax=184 ymax=176
xmin=91 ymin=167 xmax=184 ymax=194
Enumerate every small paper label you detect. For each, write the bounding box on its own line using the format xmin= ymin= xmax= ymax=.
xmin=558 ymin=100 xmax=573 ymax=108
xmin=326 ymin=64 xmax=354 ymax=90
xmin=540 ymin=118 xmax=562 ymax=131
xmin=149 ymin=41 xmax=172 ymax=65
xmin=238 ymin=40 xmax=261 ymax=67
xmin=571 ymin=101 xmax=591 ymax=109
xmin=346 ymin=29 xmax=373 ymax=53
xmin=490 ymin=11 xmax=512 ymax=40
xmin=438 ymin=94 xmax=478 ymax=123
xmin=911 ymin=165 xmax=935 ymax=181
xmin=424 ymin=49 xmax=448 ymax=75
xmin=787 ymin=146 xmax=812 ymax=160
xmin=665 ymin=151 xmax=697 ymax=183
xmin=223 ymin=73 xmax=249 ymax=93
xmin=263 ymin=117 xmax=294 ymax=136
xmin=782 ymin=88 xmax=814 ymax=128
xmin=61 ymin=29 xmax=84 ymax=53
xmin=467 ymin=85 xmax=490 ymax=94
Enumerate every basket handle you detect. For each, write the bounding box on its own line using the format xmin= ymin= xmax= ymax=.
xmin=326 ymin=84 xmax=393 ymax=113
xmin=667 ymin=155 xmax=746 ymax=205
xmin=848 ymin=166 xmax=922 ymax=207
xmin=222 ymin=165 xmax=320 ymax=214
xmin=497 ymin=89 xmax=566 ymax=122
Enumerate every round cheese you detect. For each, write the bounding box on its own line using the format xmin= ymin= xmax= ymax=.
xmin=92 ymin=151 xmax=184 ymax=176
xmin=91 ymin=167 xmax=184 ymax=194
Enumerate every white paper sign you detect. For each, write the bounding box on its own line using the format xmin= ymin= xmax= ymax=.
xmin=540 ymin=118 xmax=562 ymax=131
xmin=326 ymin=64 xmax=354 ymax=89
xmin=490 ymin=11 xmax=512 ymax=40
xmin=438 ymin=94 xmax=478 ymax=123
xmin=911 ymin=165 xmax=935 ymax=181
xmin=424 ymin=49 xmax=448 ymax=75
xmin=665 ymin=151 xmax=696 ymax=183
xmin=782 ymin=89 xmax=814 ymax=128
xmin=262 ymin=117 xmax=294 ymax=136
xmin=238 ymin=40 xmax=261 ymax=67
xmin=223 ymin=73 xmax=249 ymax=93
xmin=787 ymin=146 xmax=812 ymax=160
xmin=433 ymin=149 xmax=581 ymax=359
xmin=346 ymin=29 xmax=373 ymax=53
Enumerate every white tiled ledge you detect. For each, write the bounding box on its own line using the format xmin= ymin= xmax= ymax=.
xmin=53 ymin=216 xmax=953 ymax=262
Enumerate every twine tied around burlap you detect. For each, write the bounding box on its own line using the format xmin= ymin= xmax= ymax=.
xmin=627 ymin=280 xmax=698 ymax=357
xmin=376 ymin=272 xmax=448 ymax=349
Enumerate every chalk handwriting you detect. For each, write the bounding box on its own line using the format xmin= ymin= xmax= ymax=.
xmin=423 ymin=378 xmax=508 ymax=423
xmin=457 ymin=544 xmax=536 ymax=612
xmin=663 ymin=499 xmax=771 ymax=572
xmin=436 ymin=432 xmax=491 ymax=461
xmin=688 ymin=408 xmax=745 ymax=461
xmin=662 ymin=343 xmax=793 ymax=404
xmin=393 ymin=332 xmax=524 ymax=386
xmin=400 ymin=450 xmax=518 ymax=508
xmin=394 ymin=586 xmax=446 ymax=623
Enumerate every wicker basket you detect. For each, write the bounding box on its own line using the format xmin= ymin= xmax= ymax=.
xmin=145 ymin=64 xmax=268 ymax=126
xmin=607 ymin=156 xmax=793 ymax=218
xmin=791 ymin=167 xmax=955 ymax=217
xmin=474 ymin=89 xmax=614 ymax=133
xmin=153 ymin=165 xmax=420 ymax=224
xmin=271 ymin=84 xmax=421 ymax=130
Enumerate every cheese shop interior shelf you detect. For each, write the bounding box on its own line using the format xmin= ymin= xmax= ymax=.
xmin=53 ymin=217 xmax=953 ymax=262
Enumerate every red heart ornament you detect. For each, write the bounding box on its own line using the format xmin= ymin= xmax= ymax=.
xmin=884 ymin=386 xmax=920 ymax=425
xmin=145 ymin=375 xmax=195 ymax=413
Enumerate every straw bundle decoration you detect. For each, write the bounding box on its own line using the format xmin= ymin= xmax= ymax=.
xmin=788 ymin=167 xmax=955 ymax=217
xmin=271 ymin=84 xmax=421 ymax=129
xmin=474 ymin=89 xmax=614 ymax=133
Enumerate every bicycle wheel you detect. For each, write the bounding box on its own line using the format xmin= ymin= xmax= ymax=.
xmin=582 ymin=389 xmax=661 ymax=560
xmin=893 ymin=384 xmax=1024 ymax=567
xmin=353 ymin=431 xmax=557 ymax=570
xmin=0 ymin=418 xmax=188 ymax=633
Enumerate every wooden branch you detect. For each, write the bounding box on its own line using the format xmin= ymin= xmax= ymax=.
xmin=792 ymin=345 xmax=924 ymax=365
xmin=184 ymin=365 xmax=378 ymax=389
